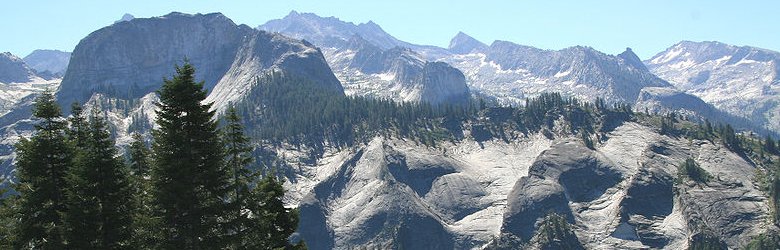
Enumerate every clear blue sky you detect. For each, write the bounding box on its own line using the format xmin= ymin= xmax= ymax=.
xmin=2 ymin=0 xmax=778 ymax=59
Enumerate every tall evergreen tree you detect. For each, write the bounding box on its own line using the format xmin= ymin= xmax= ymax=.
xmin=68 ymin=102 xmax=89 ymax=149
xmin=13 ymin=90 xmax=72 ymax=249
xmin=151 ymin=62 xmax=230 ymax=249
xmin=223 ymin=106 xmax=254 ymax=248
xmin=63 ymin=109 xmax=135 ymax=249
xmin=0 ymin=179 xmax=16 ymax=248
xmin=251 ymin=174 xmax=300 ymax=249
xmin=127 ymin=132 xmax=158 ymax=248
xmin=128 ymin=132 xmax=151 ymax=177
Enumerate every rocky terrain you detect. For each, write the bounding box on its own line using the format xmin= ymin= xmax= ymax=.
xmin=287 ymin=122 xmax=773 ymax=249
xmin=646 ymin=41 xmax=780 ymax=132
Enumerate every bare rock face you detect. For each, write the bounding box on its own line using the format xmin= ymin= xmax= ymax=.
xmin=59 ymin=12 xmax=341 ymax=112
xmin=502 ymin=140 xmax=622 ymax=241
xmin=297 ymin=139 xmax=459 ymax=249
xmin=0 ymin=52 xmax=36 ymax=83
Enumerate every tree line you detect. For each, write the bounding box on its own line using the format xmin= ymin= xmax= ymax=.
xmin=0 ymin=62 xmax=301 ymax=249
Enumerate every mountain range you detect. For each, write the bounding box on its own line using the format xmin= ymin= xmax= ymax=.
xmin=1 ymin=11 xmax=779 ymax=249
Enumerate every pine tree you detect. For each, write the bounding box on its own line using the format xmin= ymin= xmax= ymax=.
xmin=127 ymin=132 xmax=157 ymax=248
xmin=0 ymin=179 xmax=16 ymax=248
xmin=251 ymin=174 xmax=300 ymax=249
xmin=13 ymin=90 xmax=72 ymax=249
xmin=151 ymin=62 xmax=230 ymax=249
xmin=222 ymin=106 xmax=254 ymax=248
xmin=128 ymin=132 xmax=151 ymax=177
xmin=68 ymin=102 xmax=89 ymax=149
xmin=63 ymin=109 xmax=135 ymax=249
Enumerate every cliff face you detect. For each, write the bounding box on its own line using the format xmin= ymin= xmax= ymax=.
xmin=59 ymin=12 xmax=341 ymax=112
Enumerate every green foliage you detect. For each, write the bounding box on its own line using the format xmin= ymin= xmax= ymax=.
xmin=63 ymin=109 xmax=135 ymax=249
xmin=678 ymin=158 xmax=712 ymax=184
xmin=533 ymin=213 xmax=584 ymax=250
xmin=745 ymin=232 xmax=780 ymax=250
xmin=150 ymin=62 xmax=231 ymax=249
xmin=0 ymin=180 xmax=16 ymax=248
xmin=235 ymin=71 xmax=473 ymax=149
xmin=128 ymin=132 xmax=151 ymax=177
xmin=249 ymin=174 xmax=300 ymax=249
xmin=12 ymin=90 xmax=72 ymax=249
xmin=222 ymin=106 xmax=301 ymax=249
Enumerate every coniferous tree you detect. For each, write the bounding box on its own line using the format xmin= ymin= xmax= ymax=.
xmin=151 ymin=62 xmax=230 ymax=249
xmin=222 ymin=106 xmax=254 ymax=248
xmin=127 ymin=132 xmax=157 ymax=248
xmin=252 ymin=174 xmax=300 ymax=249
xmin=63 ymin=109 xmax=135 ymax=249
xmin=13 ymin=90 xmax=72 ymax=249
xmin=0 ymin=179 xmax=16 ymax=248
xmin=68 ymin=102 xmax=89 ymax=149
xmin=128 ymin=132 xmax=151 ymax=177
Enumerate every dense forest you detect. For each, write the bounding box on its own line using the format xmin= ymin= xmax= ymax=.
xmin=1 ymin=63 xmax=780 ymax=248
xmin=0 ymin=63 xmax=302 ymax=249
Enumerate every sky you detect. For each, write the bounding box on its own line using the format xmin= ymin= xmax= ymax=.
xmin=2 ymin=0 xmax=779 ymax=59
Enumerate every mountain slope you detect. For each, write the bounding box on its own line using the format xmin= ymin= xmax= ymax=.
xmin=646 ymin=41 xmax=780 ymax=132
xmin=23 ymin=49 xmax=71 ymax=76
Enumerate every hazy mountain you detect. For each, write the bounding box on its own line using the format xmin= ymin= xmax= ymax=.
xmin=646 ymin=41 xmax=780 ymax=132
xmin=448 ymin=31 xmax=488 ymax=54
xmin=23 ymin=49 xmax=71 ymax=76
xmin=259 ymin=11 xmax=450 ymax=59
xmin=0 ymin=52 xmax=37 ymax=83
xmin=259 ymin=12 xmax=468 ymax=105
xmin=441 ymin=43 xmax=671 ymax=104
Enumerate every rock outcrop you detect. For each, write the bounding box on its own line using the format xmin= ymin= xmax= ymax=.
xmin=59 ymin=12 xmax=341 ymax=112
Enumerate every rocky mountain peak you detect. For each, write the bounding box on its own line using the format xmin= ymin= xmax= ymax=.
xmin=618 ymin=47 xmax=647 ymax=71
xmin=0 ymin=52 xmax=36 ymax=83
xmin=448 ymin=31 xmax=487 ymax=54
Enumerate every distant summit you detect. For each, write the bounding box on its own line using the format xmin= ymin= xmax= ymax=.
xmin=23 ymin=49 xmax=71 ymax=76
xmin=448 ymin=32 xmax=487 ymax=54
xmin=114 ymin=13 xmax=135 ymax=24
